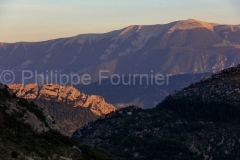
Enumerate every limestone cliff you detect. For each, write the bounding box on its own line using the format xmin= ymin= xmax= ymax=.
xmin=8 ymin=83 xmax=116 ymax=135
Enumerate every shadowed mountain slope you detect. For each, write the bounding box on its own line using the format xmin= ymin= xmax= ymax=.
xmin=0 ymin=84 xmax=116 ymax=159
xmin=73 ymin=65 xmax=240 ymax=160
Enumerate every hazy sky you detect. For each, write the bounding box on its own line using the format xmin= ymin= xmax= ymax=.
xmin=1 ymin=0 xmax=240 ymax=42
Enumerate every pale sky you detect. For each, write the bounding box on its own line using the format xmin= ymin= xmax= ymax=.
xmin=0 ymin=0 xmax=240 ymax=42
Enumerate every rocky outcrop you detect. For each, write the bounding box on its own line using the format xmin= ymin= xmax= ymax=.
xmin=8 ymin=83 xmax=115 ymax=116
xmin=0 ymin=85 xmax=55 ymax=133
xmin=8 ymin=83 xmax=116 ymax=135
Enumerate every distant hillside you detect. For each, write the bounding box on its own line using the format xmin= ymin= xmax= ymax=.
xmin=76 ymin=73 xmax=211 ymax=109
xmin=0 ymin=84 xmax=115 ymax=159
xmin=166 ymin=64 xmax=240 ymax=103
xmin=73 ymin=65 xmax=240 ymax=160
xmin=8 ymin=83 xmax=115 ymax=136
xmin=1 ymin=19 xmax=240 ymax=83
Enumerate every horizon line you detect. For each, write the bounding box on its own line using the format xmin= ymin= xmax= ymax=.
xmin=2 ymin=19 xmax=240 ymax=44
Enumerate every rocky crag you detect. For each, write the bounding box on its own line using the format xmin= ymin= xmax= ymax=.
xmin=8 ymin=83 xmax=116 ymax=135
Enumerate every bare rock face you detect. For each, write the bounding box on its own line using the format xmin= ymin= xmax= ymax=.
xmin=8 ymin=83 xmax=39 ymax=99
xmin=23 ymin=110 xmax=50 ymax=133
xmin=9 ymin=83 xmax=115 ymax=116
xmin=8 ymin=83 xmax=116 ymax=135
xmin=0 ymin=86 xmax=55 ymax=133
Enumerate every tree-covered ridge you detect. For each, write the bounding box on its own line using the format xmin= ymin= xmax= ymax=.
xmin=167 ymin=64 xmax=240 ymax=103
xmin=73 ymin=65 xmax=240 ymax=160
xmin=159 ymin=64 xmax=240 ymax=121
xmin=73 ymin=104 xmax=240 ymax=160
xmin=0 ymin=84 xmax=116 ymax=160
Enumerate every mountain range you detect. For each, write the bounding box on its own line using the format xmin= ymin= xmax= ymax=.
xmin=1 ymin=19 xmax=240 ymax=83
xmin=2 ymin=19 xmax=240 ymax=109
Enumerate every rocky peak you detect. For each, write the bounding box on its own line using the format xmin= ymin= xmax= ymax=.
xmin=171 ymin=19 xmax=218 ymax=31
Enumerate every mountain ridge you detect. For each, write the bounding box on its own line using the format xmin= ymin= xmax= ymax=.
xmin=1 ymin=19 xmax=240 ymax=84
xmin=2 ymin=19 xmax=239 ymax=44
xmin=165 ymin=64 xmax=240 ymax=105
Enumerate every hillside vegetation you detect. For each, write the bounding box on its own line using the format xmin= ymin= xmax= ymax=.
xmin=0 ymin=85 xmax=115 ymax=160
xmin=73 ymin=65 xmax=240 ymax=160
